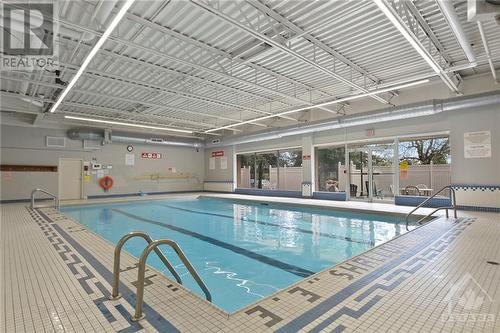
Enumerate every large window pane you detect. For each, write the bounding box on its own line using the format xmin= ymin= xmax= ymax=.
xmin=316 ymin=147 xmax=346 ymax=192
xmin=399 ymin=137 xmax=451 ymax=197
xmin=256 ymin=152 xmax=278 ymax=189
xmin=237 ymin=153 xmax=256 ymax=188
xmin=237 ymin=149 xmax=301 ymax=191
xmin=278 ymin=150 xmax=302 ymax=190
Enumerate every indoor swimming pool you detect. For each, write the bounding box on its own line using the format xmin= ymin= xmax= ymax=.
xmin=61 ymin=197 xmax=415 ymax=312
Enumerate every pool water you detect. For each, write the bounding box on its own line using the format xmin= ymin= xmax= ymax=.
xmin=61 ymin=197 xmax=412 ymax=312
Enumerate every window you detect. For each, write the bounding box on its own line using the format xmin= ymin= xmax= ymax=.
xmin=316 ymin=146 xmax=346 ymax=192
xmin=237 ymin=149 xmax=302 ymax=191
xmin=398 ymin=136 xmax=451 ymax=196
xmin=278 ymin=150 xmax=302 ymax=190
xmin=237 ymin=153 xmax=256 ymax=188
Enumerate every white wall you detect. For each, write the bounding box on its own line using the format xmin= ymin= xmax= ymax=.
xmin=0 ymin=126 xmax=204 ymax=200
xmin=206 ymin=102 xmax=500 ymax=194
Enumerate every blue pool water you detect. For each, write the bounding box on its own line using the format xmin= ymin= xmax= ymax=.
xmin=61 ymin=197 xmax=412 ymax=312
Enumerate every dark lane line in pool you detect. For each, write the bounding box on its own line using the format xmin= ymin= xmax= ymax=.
xmin=156 ymin=203 xmax=375 ymax=247
xmin=112 ymin=209 xmax=314 ymax=278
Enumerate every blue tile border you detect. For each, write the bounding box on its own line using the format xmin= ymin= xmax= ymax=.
xmin=203 ymin=180 xmax=234 ymax=183
xmin=452 ymin=184 xmax=500 ymax=191
xmin=394 ymin=195 xmax=451 ymax=208
xmin=312 ymin=192 xmax=347 ymax=201
xmin=88 ymin=189 xmax=202 ymax=199
xmin=457 ymin=205 xmax=500 ymax=213
xmin=234 ymin=188 xmax=302 ymax=198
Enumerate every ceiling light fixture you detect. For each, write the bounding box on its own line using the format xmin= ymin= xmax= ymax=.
xmin=205 ymin=79 xmax=430 ymax=133
xmin=64 ymin=115 xmax=193 ymax=133
xmin=49 ymin=0 xmax=136 ymax=113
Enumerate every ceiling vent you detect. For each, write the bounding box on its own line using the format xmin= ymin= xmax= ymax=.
xmin=46 ymin=136 xmax=65 ymax=148
xmin=83 ymin=140 xmax=102 ymax=150
xmin=468 ymin=0 xmax=500 ymax=23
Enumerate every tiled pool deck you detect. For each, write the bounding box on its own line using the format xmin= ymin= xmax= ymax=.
xmin=1 ymin=193 xmax=499 ymax=332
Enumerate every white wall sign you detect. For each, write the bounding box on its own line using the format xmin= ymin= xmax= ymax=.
xmin=464 ymin=131 xmax=491 ymax=158
xmin=209 ymin=157 xmax=216 ymax=170
xmin=125 ymin=153 xmax=135 ymax=166
xmin=220 ymin=156 xmax=228 ymax=170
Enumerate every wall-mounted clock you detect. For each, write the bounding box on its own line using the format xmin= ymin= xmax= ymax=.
xmin=127 ymin=145 xmax=134 ymax=152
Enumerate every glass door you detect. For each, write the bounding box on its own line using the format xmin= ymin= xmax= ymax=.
xmin=347 ymin=143 xmax=396 ymax=202
xmin=348 ymin=148 xmax=370 ymax=200
xmin=370 ymin=144 xmax=396 ymax=201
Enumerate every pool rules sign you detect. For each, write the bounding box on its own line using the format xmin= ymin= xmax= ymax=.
xmin=464 ymin=131 xmax=491 ymax=158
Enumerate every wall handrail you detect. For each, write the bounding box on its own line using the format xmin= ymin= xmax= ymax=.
xmin=30 ymin=188 xmax=59 ymax=210
xmin=405 ymin=185 xmax=457 ymax=230
xmin=111 ymin=232 xmax=182 ymax=300
xmin=132 ymin=239 xmax=212 ymax=321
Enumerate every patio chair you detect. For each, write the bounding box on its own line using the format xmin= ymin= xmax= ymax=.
xmin=416 ymin=184 xmax=428 ymax=190
xmin=350 ymin=184 xmax=358 ymax=197
xmin=403 ymin=185 xmax=421 ymax=196
xmin=365 ymin=181 xmax=383 ymax=198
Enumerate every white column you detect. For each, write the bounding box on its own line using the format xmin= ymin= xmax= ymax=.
xmin=302 ymin=135 xmax=314 ymax=194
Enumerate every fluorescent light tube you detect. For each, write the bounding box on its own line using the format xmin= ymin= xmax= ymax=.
xmin=49 ymin=0 xmax=136 ymax=113
xmin=64 ymin=115 xmax=193 ymax=133
xmin=373 ymin=0 xmax=440 ymax=74
xmin=205 ymin=79 xmax=430 ymax=133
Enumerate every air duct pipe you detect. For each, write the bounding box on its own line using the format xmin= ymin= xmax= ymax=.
xmin=209 ymin=91 xmax=500 ymax=147
xmin=111 ymin=135 xmax=202 ymax=148
xmin=437 ymin=0 xmax=476 ymax=64
xmin=66 ymin=128 xmax=201 ymax=148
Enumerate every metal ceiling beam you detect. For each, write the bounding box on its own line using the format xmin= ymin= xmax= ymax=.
xmin=191 ymin=0 xmax=390 ymax=105
xmin=477 ymin=22 xmax=499 ymax=84
xmin=435 ymin=0 xmax=476 ymax=64
xmin=0 ymin=91 xmax=210 ymax=131
xmin=59 ymin=38 xmax=277 ymax=105
xmin=374 ymin=0 xmax=461 ymax=94
xmin=404 ymin=1 xmax=453 ymax=63
xmin=58 ymin=19 xmax=332 ymax=118
xmin=59 ymin=62 xmax=278 ymax=117
xmin=123 ymin=9 xmax=332 ymax=98
xmin=245 ymin=0 xmax=382 ymax=85
xmin=1 ymin=76 xmax=251 ymax=126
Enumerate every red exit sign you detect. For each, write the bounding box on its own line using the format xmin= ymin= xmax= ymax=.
xmin=141 ymin=152 xmax=162 ymax=159
xmin=212 ymin=150 xmax=224 ymax=157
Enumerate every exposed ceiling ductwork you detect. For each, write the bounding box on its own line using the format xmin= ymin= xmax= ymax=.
xmin=208 ymin=91 xmax=500 ymax=146
xmin=66 ymin=128 xmax=202 ymax=148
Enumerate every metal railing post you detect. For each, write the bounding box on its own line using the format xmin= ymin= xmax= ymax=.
xmin=111 ymin=232 xmax=182 ymax=300
xmin=31 ymin=188 xmax=59 ymax=210
xmin=132 ymin=239 xmax=212 ymax=321
xmin=405 ymin=185 xmax=458 ymax=230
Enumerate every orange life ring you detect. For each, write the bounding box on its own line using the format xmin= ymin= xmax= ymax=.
xmin=99 ymin=176 xmax=114 ymax=190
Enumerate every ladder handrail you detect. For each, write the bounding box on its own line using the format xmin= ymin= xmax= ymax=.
xmin=132 ymin=239 xmax=212 ymax=321
xmin=111 ymin=232 xmax=182 ymax=300
xmin=405 ymin=185 xmax=457 ymax=230
xmin=30 ymin=188 xmax=59 ymax=210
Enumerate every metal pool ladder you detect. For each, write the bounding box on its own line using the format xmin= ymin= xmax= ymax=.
xmin=405 ymin=185 xmax=457 ymax=230
xmin=111 ymin=232 xmax=212 ymax=321
xmin=30 ymin=188 xmax=59 ymax=210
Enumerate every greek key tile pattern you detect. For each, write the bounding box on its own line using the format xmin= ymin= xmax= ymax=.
xmin=1 ymin=197 xmax=499 ymax=333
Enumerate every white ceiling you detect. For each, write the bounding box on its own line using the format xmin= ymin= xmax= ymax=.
xmin=1 ymin=0 xmax=499 ymax=138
